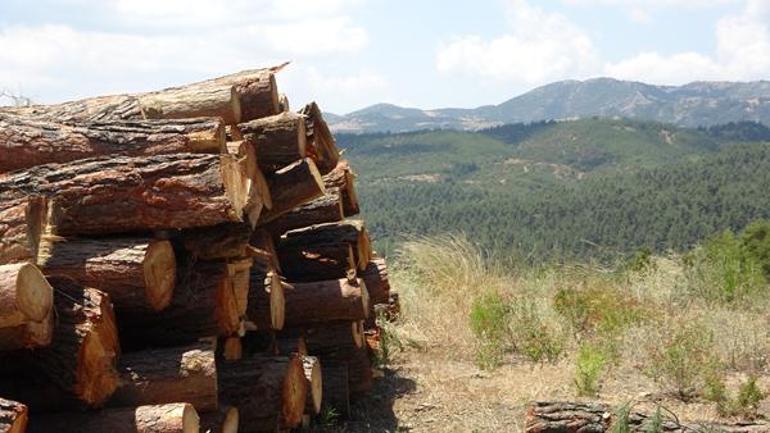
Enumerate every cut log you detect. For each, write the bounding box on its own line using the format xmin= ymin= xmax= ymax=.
xmin=39 ymin=237 xmax=176 ymax=315
xmin=256 ymin=159 xmax=326 ymax=225
xmin=0 ymin=397 xmax=28 ymax=433
xmin=320 ymin=361 xmax=350 ymax=419
xmin=181 ymin=223 xmax=253 ymax=261
xmin=109 ymin=342 xmax=218 ymax=413
xmin=221 ymin=336 xmax=243 ymax=362
xmin=525 ymin=401 xmax=770 ymax=433
xmin=238 ymin=112 xmax=307 ymax=174
xmin=280 ymin=220 xmax=371 ymax=271
xmin=360 ymin=258 xmax=391 ymax=306
xmin=218 ymin=355 xmax=307 ymax=432
xmin=245 ymin=263 xmax=284 ymax=331
xmin=0 ymin=263 xmax=53 ymax=327
xmin=0 ymin=153 xmax=252 ymax=235
xmin=0 ymin=196 xmax=49 ymax=265
xmin=282 ymin=321 xmax=364 ymax=359
xmin=200 ymin=406 xmax=239 ymax=433
xmin=34 ymin=283 xmax=120 ymax=407
xmin=0 ymin=113 xmax=225 ymax=173
xmin=28 ymin=402 xmax=199 ymax=433
xmin=298 ymin=102 xmax=339 ymax=175
xmin=249 ymin=230 xmax=281 ymax=273
xmin=322 ymin=161 xmax=359 ymax=217
xmin=283 ymin=278 xmax=369 ymax=327
xmin=262 ymin=187 xmax=344 ymax=238
xmin=119 ymin=260 xmax=240 ymax=347
xmin=277 ymin=242 xmax=356 ymax=283
xmin=302 ymin=356 xmax=322 ymax=415
xmin=0 ymin=310 xmax=54 ymax=351
xmin=201 ymin=66 xmax=284 ymax=122
xmin=227 ymin=258 xmax=253 ymax=320
xmin=226 ymin=140 xmax=272 ymax=210
xmin=140 ymin=85 xmax=241 ymax=125
xmin=348 ymin=346 xmax=373 ymax=398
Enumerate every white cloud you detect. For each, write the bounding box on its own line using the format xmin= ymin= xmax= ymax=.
xmin=563 ymin=0 xmax=740 ymax=23
xmin=436 ymin=0 xmax=599 ymax=84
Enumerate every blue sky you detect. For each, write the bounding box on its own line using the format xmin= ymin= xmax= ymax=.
xmin=0 ymin=0 xmax=768 ymax=114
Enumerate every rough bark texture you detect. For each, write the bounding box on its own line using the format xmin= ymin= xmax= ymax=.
xmin=249 ymin=230 xmax=282 ymax=274
xmin=320 ymin=361 xmax=350 ymax=419
xmin=246 ymin=263 xmax=284 ymax=331
xmin=0 ymin=153 xmax=250 ymax=236
xmin=0 ymin=196 xmax=49 ymax=265
xmin=226 ymin=140 xmax=272 ymax=212
xmin=34 ymin=283 xmax=120 ymax=407
xmin=302 ymin=356 xmax=322 ymax=415
xmin=218 ymin=355 xmax=307 ymax=433
xmin=0 ymin=262 xmax=53 ymax=328
xmin=238 ymin=112 xmax=307 ymax=174
xmin=0 ymin=113 xmax=225 ymax=173
xmin=322 ymin=161 xmax=359 ymax=217
xmin=28 ymin=402 xmax=199 ymax=433
xmin=262 ymin=187 xmax=344 ymax=238
xmin=109 ymin=342 xmax=218 ymax=413
xmin=360 ymin=258 xmax=390 ymax=306
xmin=284 ymin=321 xmax=364 ymax=360
xmin=525 ymin=401 xmax=770 ymax=433
xmin=280 ymin=220 xmax=371 ymax=271
xmin=139 ymin=86 xmax=241 ymax=125
xmin=277 ymin=242 xmax=356 ymax=283
xmin=181 ymin=222 xmax=253 ymax=261
xmin=200 ymin=406 xmax=239 ymax=433
xmin=0 ymin=397 xmax=28 ymax=433
xmin=256 ymin=158 xmax=326 ymax=225
xmin=282 ymin=278 xmax=369 ymax=327
xmin=39 ymin=237 xmax=176 ymax=315
xmin=298 ymin=102 xmax=339 ymax=175
xmin=119 ymin=260 xmax=240 ymax=348
xmin=347 ymin=346 xmax=373 ymax=398
xmin=199 ymin=65 xmax=284 ymax=122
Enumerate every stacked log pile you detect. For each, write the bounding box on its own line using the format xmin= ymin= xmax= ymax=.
xmin=0 ymin=64 xmax=396 ymax=433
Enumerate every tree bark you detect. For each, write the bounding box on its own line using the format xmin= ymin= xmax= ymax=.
xmin=282 ymin=278 xmax=369 ymax=327
xmin=239 ymin=112 xmax=307 ymax=174
xmin=0 ymin=153 xmax=252 ymax=236
xmin=0 ymin=113 xmax=225 ymax=173
xmin=0 ymin=397 xmax=28 ymax=433
xmin=199 ymin=65 xmax=284 ymax=122
xmin=279 ymin=220 xmax=371 ymax=273
xmin=0 ymin=263 xmax=53 ymax=327
xmin=226 ymin=140 xmax=272 ymax=211
xmin=0 ymin=196 xmax=49 ymax=266
xmin=181 ymin=222 xmax=253 ymax=261
xmin=249 ymin=230 xmax=281 ymax=274
xmin=246 ymin=263 xmax=284 ymax=331
xmin=221 ymin=336 xmax=243 ymax=361
xmin=218 ymin=355 xmax=307 ymax=432
xmin=0 ymin=310 xmax=53 ymax=351
xmin=28 ymin=402 xmax=199 ymax=433
xmin=360 ymin=258 xmax=391 ymax=306
xmin=320 ymin=361 xmax=350 ymax=419
xmin=274 ymin=336 xmax=307 ymax=357
xmin=34 ymin=283 xmax=120 ymax=407
xmin=200 ymin=406 xmax=239 ymax=433
xmin=139 ymin=86 xmax=241 ymax=125
xmin=39 ymin=237 xmax=176 ymax=315
xmin=256 ymin=159 xmax=326 ymax=225
xmin=109 ymin=342 xmax=218 ymax=413
xmin=283 ymin=321 xmax=364 ymax=359
xmin=262 ymin=187 xmax=344 ymax=239
xmin=348 ymin=346 xmax=373 ymax=398
xmin=298 ymin=102 xmax=339 ymax=175
xmin=525 ymin=401 xmax=770 ymax=433
xmin=303 ymin=356 xmax=323 ymax=415
xmin=322 ymin=161 xmax=359 ymax=217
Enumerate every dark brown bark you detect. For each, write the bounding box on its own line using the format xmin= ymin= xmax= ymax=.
xmin=282 ymin=278 xmax=369 ymax=328
xmin=348 ymin=346 xmax=373 ymax=398
xmin=321 ymin=361 xmax=350 ymax=419
xmin=200 ymin=406 xmax=239 ymax=433
xmin=257 ymin=158 xmax=326 ymax=225
xmin=277 ymin=242 xmax=356 ymax=283
xmin=221 ymin=336 xmax=243 ymax=361
xmin=298 ymin=102 xmax=340 ymax=175
xmin=0 ymin=113 xmax=225 ymax=173
xmin=28 ymin=402 xmax=199 ymax=433
xmin=34 ymin=283 xmax=120 ymax=407
xmin=0 ymin=397 xmax=28 ymax=433
xmin=274 ymin=336 xmax=307 ymax=357
xmin=525 ymin=401 xmax=770 ymax=433
xmin=279 ymin=220 xmax=371 ymax=273
xmin=0 ymin=263 xmax=53 ymax=328
xmin=303 ymin=356 xmax=322 ymax=415
xmin=322 ymin=161 xmax=359 ymax=217
xmin=181 ymin=222 xmax=253 ymax=260
xmin=109 ymin=342 xmax=218 ymax=413
xmin=249 ymin=229 xmax=282 ymax=274
xmin=0 ymin=196 xmax=49 ymax=266
xmin=360 ymin=258 xmax=391 ymax=306
xmin=0 ymin=153 xmax=252 ymax=236
xmin=239 ymin=112 xmax=307 ymax=174
xmin=262 ymin=187 xmax=344 ymax=238
xmin=39 ymin=237 xmax=176 ymax=315
xmin=218 ymin=355 xmax=307 ymax=432
xmin=246 ymin=262 xmax=284 ymax=331
xmin=282 ymin=321 xmax=364 ymax=360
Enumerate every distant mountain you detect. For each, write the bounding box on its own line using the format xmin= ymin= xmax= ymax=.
xmin=327 ymin=78 xmax=770 ymax=133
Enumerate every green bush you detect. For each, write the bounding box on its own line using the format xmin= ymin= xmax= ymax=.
xmin=509 ymin=299 xmax=564 ymax=363
xmin=469 ymin=291 xmax=510 ymax=369
xmin=741 ymin=219 xmax=770 ymax=279
xmin=574 ymin=342 xmax=607 ymax=396
xmin=735 ymin=376 xmax=766 ymax=416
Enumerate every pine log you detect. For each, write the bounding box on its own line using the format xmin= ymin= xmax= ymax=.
xmin=262 ymin=187 xmax=344 ymax=238
xmin=201 ymin=66 xmax=284 ymax=122
xmin=200 ymin=406 xmax=239 ymax=433
xmin=298 ymin=102 xmax=339 ymax=175
xmin=256 ymin=159 xmax=326 ymax=225
xmin=249 ymin=230 xmax=281 ymax=274
xmin=303 ymin=356 xmax=322 ymax=415
xmin=0 ymin=310 xmax=54 ymax=351
xmin=0 ymin=397 xmax=27 ymax=433
xmin=238 ymin=112 xmax=307 ymax=174
xmin=140 ymin=86 xmax=241 ymax=125
xmin=119 ymin=260 xmax=240 ymax=347
xmin=0 ymin=196 xmax=49 ymax=265
xmin=0 ymin=263 xmax=53 ymax=328
xmin=181 ymin=223 xmax=253 ymax=261
xmin=28 ymin=402 xmax=199 ymax=433
xmin=109 ymin=342 xmax=218 ymax=413
xmin=277 ymin=242 xmax=356 ymax=283
xmin=226 ymin=140 xmax=272 ymax=210
xmin=0 ymin=113 xmax=225 ymax=173
xmin=283 ymin=278 xmax=369 ymax=328
xmin=322 ymin=161 xmax=359 ymax=217
xmin=218 ymin=355 xmax=307 ymax=432
xmin=320 ymin=361 xmax=350 ymax=419
xmin=274 ymin=336 xmax=307 ymax=357
xmin=221 ymin=336 xmax=243 ymax=361
xmin=348 ymin=346 xmax=373 ymax=398
xmin=278 ymin=94 xmax=290 ymax=113
xmin=34 ymin=283 xmax=120 ymax=407
xmin=39 ymin=237 xmax=176 ymax=315
xmin=282 ymin=321 xmax=364 ymax=359
xmin=246 ymin=263 xmax=284 ymax=331
xmin=0 ymin=154 xmax=253 ymax=235
xmin=360 ymin=258 xmax=391 ymax=306
xmin=279 ymin=220 xmax=371 ymax=274
xmin=525 ymin=401 xmax=770 ymax=433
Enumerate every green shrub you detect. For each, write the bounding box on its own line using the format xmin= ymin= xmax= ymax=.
xmin=735 ymin=376 xmax=766 ymax=416
xmin=574 ymin=342 xmax=607 ymax=396
xmin=509 ymin=299 xmax=564 ymax=363
xmin=469 ymin=291 xmax=510 ymax=369
xmin=741 ymin=219 xmax=770 ymax=279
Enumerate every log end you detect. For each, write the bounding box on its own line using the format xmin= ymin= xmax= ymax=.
xmin=270 ymin=272 xmax=285 ymax=330
xmin=76 ymin=289 xmax=120 ymax=406
xmin=186 ymin=119 xmax=227 ymax=154
xmin=16 ymin=263 xmax=54 ymax=323
xmin=282 ymin=354 xmax=309 ymax=429
xmin=220 ymin=154 xmax=253 ymax=224
xmin=143 ymin=240 xmax=176 ymax=311
xmin=358 ymin=278 xmax=371 ymax=320
xmin=221 ymin=406 xmax=239 ymax=433
xmin=304 ymin=356 xmax=323 ymax=415
xmin=216 ymin=276 xmax=243 ymax=337
xmin=182 ymin=402 xmax=201 ymax=433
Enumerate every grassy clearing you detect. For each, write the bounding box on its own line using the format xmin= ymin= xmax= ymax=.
xmin=384 ymin=227 xmax=770 ymax=420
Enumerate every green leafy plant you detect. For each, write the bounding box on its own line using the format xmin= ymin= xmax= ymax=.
xmin=609 ymin=404 xmax=632 ymax=433
xmin=575 ymin=342 xmax=607 ymax=396
xmin=469 ymin=291 xmax=510 ymax=369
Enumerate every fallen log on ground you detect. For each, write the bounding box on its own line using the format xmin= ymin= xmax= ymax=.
xmin=0 ymin=397 xmax=28 ymax=433
xmin=28 ymin=402 xmax=199 ymax=433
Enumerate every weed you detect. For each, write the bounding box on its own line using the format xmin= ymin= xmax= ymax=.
xmin=574 ymin=342 xmax=607 ymax=396
xmin=735 ymin=376 xmax=765 ymax=416
xmin=469 ymin=291 xmax=510 ymax=369
xmin=609 ymin=404 xmax=631 ymax=433
xmin=643 ymin=407 xmax=663 ymax=433
xmin=509 ymin=299 xmax=564 ymax=363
